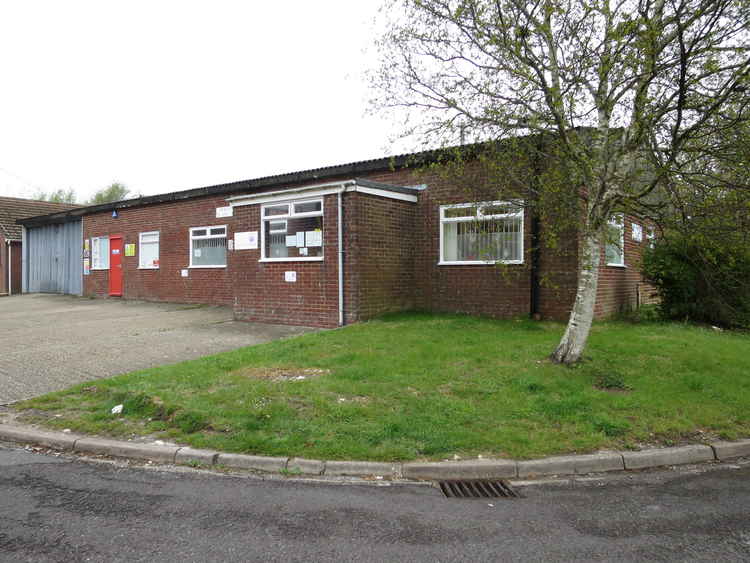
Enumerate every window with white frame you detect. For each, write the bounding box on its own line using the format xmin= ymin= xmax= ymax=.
xmin=261 ymin=199 xmax=323 ymax=261
xmin=190 ymin=226 xmax=227 ymax=267
xmin=605 ymin=214 xmax=625 ymax=266
xmin=139 ymin=231 xmax=160 ymax=269
xmin=91 ymin=236 xmax=110 ymax=270
xmin=439 ymin=201 xmax=524 ymax=264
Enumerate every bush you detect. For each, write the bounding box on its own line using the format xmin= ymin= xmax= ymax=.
xmin=643 ymin=235 xmax=750 ymax=329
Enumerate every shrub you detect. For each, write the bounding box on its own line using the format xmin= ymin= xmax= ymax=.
xmin=642 ymin=235 xmax=750 ymax=329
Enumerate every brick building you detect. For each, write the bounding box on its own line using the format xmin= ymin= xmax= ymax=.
xmin=17 ymin=145 xmax=655 ymax=327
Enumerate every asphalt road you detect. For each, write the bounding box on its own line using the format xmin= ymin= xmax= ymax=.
xmin=1 ymin=446 xmax=749 ymax=562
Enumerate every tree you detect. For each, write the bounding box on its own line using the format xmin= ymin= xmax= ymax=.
xmin=33 ymin=188 xmax=77 ymax=203
xmin=371 ymin=0 xmax=750 ymax=363
xmin=87 ymin=182 xmax=131 ymax=205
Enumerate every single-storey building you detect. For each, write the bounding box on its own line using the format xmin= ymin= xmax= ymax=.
xmin=0 ymin=196 xmax=80 ymax=296
xmin=17 ymin=143 xmax=655 ymax=327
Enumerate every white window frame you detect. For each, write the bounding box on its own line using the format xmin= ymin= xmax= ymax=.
xmin=438 ymin=200 xmax=524 ymax=265
xmin=91 ymin=236 xmax=110 ymax=270
xmin=259 ymin=198 xmax=324 ymax=262
xmin=189 ymin=225 xmax=228 ymax=268
xmin=138 ymin=231 xmax=160 ymax=270
xmin=606 ymin=214 xmax=626 ymax=267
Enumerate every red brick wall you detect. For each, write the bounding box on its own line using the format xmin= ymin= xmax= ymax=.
xmin=536 ymin=222 xmax=579 ymax=321
xmin=230 ymin=194 xmax=340 ymax=328
xmin=10 ymin=240 xmax=21 ymax=294
xmin=0 ymin=235 xmax=6 ymax=294
xmin=83 ymin=195 xmax=236 ymax=306
xmin=344 ymin=192 xmax=417 ymax=322
xmin=595 ymin=214 xmax=657 ymax=317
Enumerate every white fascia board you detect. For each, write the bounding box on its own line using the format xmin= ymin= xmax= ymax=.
xmin=227 ymin=180 xmax=419 ymax=207
xmin=348 ymin=186 xmax=418 ymax=203
xmin=227 ymin=181 xmax=354 ymax=207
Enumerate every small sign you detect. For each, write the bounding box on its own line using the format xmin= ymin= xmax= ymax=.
xmin=227 ymin=240 xmax=234 ymax=251
xmin=234 ymin=231 xmax=258 ymax=250
xmin=216 ymin=206 xmax=233 ymax=218
xmin=284 ymin=271 xmax=297 ymax=283
xmin=296 ymin=231 xmax=305 ymax=247
xmin=306 ymin=230 xmax=322 ymax=247
xmin=125 ymin=243 xmax=136 ymax=257
xmin=84 ymin=239 xmax=90 ymax=251
xmin=112 ymin=248 xmax=120 ymax=255
xmin=285 ymin=235 xmax=297 ymax=247
xmin=632 ymin=223 xmax=643 ymax=242
xmin=83 ymin=258 xmax=90 ymax=275
xmin=181 ymin=269 xmax=189 ymax=277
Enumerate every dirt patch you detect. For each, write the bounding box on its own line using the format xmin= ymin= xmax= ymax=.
xmin=233 ymin=367 xmax=330 ymax=382
xmin=336 ymin=395 xmax=370 ymax=404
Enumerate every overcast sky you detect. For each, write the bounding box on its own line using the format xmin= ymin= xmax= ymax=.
xmin=0 ymin=1 xmax=406 ymax=202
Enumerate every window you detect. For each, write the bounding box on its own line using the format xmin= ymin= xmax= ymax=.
xmin=605 ymin=214 xmax=625 ymax=266
xmin=439 ymin=201 xmax=524 ymax=264
xmin=632 ymin=223 xmax=643 ymax=242
xmin=190 ymin=225 xmax=227 ymax=267
xmin=261 ymin=199 xmax=323 ymax=261
xmin=91 ymin=236 xmax=110 ymax=270
xmin=139 ymin=231 xmax=159 ymax=269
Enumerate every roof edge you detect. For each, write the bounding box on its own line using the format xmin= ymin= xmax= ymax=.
xmin=16 ymin=137 xmax=537 ymax=228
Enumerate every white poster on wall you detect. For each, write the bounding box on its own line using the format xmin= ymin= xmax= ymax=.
xmin=234 ymin=231 xmax=258 ymax=250
xmin=216 ymin=206 xmax=233 ymax=218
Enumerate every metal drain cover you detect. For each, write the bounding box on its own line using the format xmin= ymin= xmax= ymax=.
xmin=438 ymin=479 xmax=519 ymax=498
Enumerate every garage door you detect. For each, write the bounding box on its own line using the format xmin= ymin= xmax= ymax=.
xmin=24 ymin=221 xmax=82 ymax=295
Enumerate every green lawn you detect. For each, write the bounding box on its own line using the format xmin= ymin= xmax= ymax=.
xmin=14 ymin=313 xmax=750 ymax=461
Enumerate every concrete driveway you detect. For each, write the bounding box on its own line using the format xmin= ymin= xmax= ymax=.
xmin=0 ymin=294 xmax=316 ymax=404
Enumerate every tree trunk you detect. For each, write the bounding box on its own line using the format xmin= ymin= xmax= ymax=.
xmin=551 ymin=231 xmax=601 ymax=364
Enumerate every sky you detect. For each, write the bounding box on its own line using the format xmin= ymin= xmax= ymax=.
xmin=0 ymin=1 xmax=406 ymax=202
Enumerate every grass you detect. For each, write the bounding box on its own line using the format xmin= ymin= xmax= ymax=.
xmin=14 ymin=312 xmax=750 ymax=461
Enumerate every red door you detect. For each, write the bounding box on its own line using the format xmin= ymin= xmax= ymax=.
xmin=109 ymin=235 xmax=123 ymax=296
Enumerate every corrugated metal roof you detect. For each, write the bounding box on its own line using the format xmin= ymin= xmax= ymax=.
xmin=0 ymin=197 xmax=81 ymax=239
xmin=16 ymin=142 xmax=493 ymax=228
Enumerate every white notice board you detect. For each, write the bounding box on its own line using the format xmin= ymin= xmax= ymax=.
xmin=234 ymin=231 xmax=258 ymax=250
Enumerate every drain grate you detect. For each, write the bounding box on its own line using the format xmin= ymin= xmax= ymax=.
xmin=438 ymin=479 xmax=519 ymax=499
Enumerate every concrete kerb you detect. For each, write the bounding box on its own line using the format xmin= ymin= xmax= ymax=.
xmin=1 ymin=423 xmax=749 ymax=481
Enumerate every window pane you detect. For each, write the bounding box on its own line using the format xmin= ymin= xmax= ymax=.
xmin=192 ymin=237 xmax=226 ymax=266
xmin=141 ymin=232 xmax=158 ymax=243
xmin=444 ymin=206 xmax=477 ymax=219
xmin=293 ymin=200 xmax=322 ymax=214
xmin=482 ymin=203 xmax=521 ymax=216
xmin=140 ymin=241 xmax=159 ymax=268
xmin=606 ymin=224 xmax=623 ymax=264
xmin=264 ymin=204 xmax=289 ymax=217
xmin=192 ymin=229 xmax=207 ymax=237
xmin=264 ymin=215 xmax=323 ymax=258
xmin=269 ymin=220 xmax=287 ymax=233
xmin=443 ymin=217 xmax=521 ymax=262
xmin=100 ymin=237 xmax=110 ymax=269
xmin=209 ymin=227 xmax=226 ymax=236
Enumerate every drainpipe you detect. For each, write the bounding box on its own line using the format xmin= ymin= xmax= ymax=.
xmin=338 ymin=190 xmax=345 ymax=326
xmin=529 ymin=135 xmax=544 ymax=319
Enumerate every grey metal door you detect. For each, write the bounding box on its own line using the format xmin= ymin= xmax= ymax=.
xmin=24 ymin=221 xmax=82 ymax=295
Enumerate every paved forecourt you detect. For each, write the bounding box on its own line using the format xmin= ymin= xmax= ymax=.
xmin=0 ymin=294 xmax=315 ymax=404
